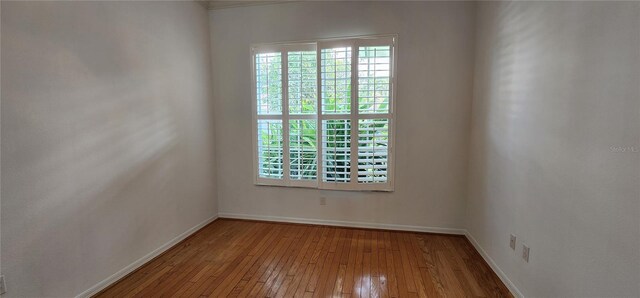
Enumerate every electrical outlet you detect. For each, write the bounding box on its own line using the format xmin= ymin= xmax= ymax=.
xmin=319 ymin=197 xmax=326 ymax=205
xmin=522 ymin=245 xmax=530 ymax=262
xmin=509 ymin=234 xmax=516 ymax=250
xmin=0 ymin=275 xmax=6 ymax=295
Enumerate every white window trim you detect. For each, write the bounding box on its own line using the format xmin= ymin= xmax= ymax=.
xmin=252 ymin=34 xmax=397 ymax=192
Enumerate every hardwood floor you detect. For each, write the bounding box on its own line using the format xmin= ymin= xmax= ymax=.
xmin=95 ymin=219 xmax=512 ymax=297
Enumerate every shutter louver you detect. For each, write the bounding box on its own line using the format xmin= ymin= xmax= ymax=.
xmin=289 ymin=120 xmax=317 ymax=180
xmin=256 ymin=53 xmax=282 ymax=115
xmin=257 ymin=120 xmax=284 ymax=179
xmin=358 ymin=46 xmax=390 ymax=114
xmin=321 ymin=47 xmax=352 ymax=114
xmin=288 ymin=51 xmax=317 ymax=115
xmin=357 ymin=119 xmax=389 ymax=183
xmin=322 ymin=119 xmax=351 ymax=183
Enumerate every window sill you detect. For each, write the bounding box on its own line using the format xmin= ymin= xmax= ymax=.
xmin=254 ymin=179 xmax=394 ymax=192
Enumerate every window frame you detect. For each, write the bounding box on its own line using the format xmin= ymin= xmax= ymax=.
xmin=252 ymin=35 xmax=397 ymax=191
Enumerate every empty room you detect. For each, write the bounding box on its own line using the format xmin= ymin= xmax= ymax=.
xmin=1 ymin=0 xmax=638 ymax=297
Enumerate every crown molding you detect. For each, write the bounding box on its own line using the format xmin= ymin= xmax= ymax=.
xmin=206 ymin=1 xmax=296 ymax=10
xmin=195 ymin=1 xmax=210 ymax=9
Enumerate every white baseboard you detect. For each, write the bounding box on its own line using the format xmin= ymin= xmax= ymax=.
xmin=464 ymin=231 xmax=524 ymax=298
xmin=218 ymin=212 xmax=465 ymax=235
xmin=75 ymin=215 xmax=218 ymax=298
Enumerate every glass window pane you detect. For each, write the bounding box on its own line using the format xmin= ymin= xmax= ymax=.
xmin=358 ymin=46 xmax=390 ymax=114
xmin=321 ymin=47 xmax=351 ymax=115
xmin=358 ymin=118 xmax=389 ymax=183
xmin=256 ymin=52 xmax=282 ymax=115
xmin=257 ymin=120 xmax=283 ymax=178
xmin=289 ymin=120 xmax=317 ymax=180
xmin=288 ymin=51 xmax=317 ymax=115
xmin=322 ymin=119 xmax=351 ymax=183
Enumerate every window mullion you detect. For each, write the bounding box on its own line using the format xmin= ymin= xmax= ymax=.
xmin=350 ymin=42 xmax=359 ymax=186
xmin=282 ymin=51 xmax=291 ymax=184
xmin=316 ymin=46 xmax=324 ymax=189
xmin=354 ymin=113 xmax=392 ymax=119
xmin=288 ymin=114 xmax=316 ymax=120
xmin=252 ymin=49 xmax=258 ymax=183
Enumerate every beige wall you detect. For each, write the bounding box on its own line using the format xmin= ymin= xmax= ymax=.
xmin=466 ymin=2 xmax=640 ymax=296
xmin=209 ymin=1 xmax=476 ymax=230
xmin=1 ymin=1 xmax=216 ymax=296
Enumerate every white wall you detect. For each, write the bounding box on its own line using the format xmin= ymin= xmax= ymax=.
xmin=466 ymin=2 xmax=640 ymax=297
xmin=1 ymin=1 xmax=216 ymax=296
xmin=3 ymin=1 xmax=637 ymax=297
xmin=209 ymin=1 xmax=476 ymax=230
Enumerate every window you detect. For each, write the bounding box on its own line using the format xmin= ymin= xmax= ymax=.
xmin=252 ymin=36 xmax=395 ymax=191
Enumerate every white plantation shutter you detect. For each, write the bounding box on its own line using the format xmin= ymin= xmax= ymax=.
xmin=288 ymin=51 xmax=317 ymax=115
xmin=320 ymin=47 xmax=352 ymax=114
xmin=358 ymin=118 xmax=389 ymax=183
xmin=289 ymin=119 xmax=317 ymax=180
xmin=321 ymin=119 xmax=351 ymax=183
xmin=255 ymin=51 xmax=284 ymax=183
xmin=254 ymin=44 xmax=318 ymax=187
xmin=253 ymin=36 xmax=395 ymax=191
xmin=317 ymin=45 xmax=354 ymax=187
xmin=257 ymin=120 xmax=283 ymax=179
xmin=255 ymin=52 xmax=282 ymax=115
xmin=355 ymin=44 xmax=393 ymax=188
xmin=358 ymin=46 xmax=391 ymax=114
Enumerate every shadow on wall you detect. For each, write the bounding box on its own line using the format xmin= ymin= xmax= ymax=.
xmin=471 ymin=1 xmax=554 ymax=231
xmin=469 ymin=1 xmax=640 ymax=296
xmin=2 ymin=2 xmax=182 ymax=289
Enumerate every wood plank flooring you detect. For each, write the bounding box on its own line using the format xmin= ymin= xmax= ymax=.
xmin=95 ymin=219 xmax=512 ymax=297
